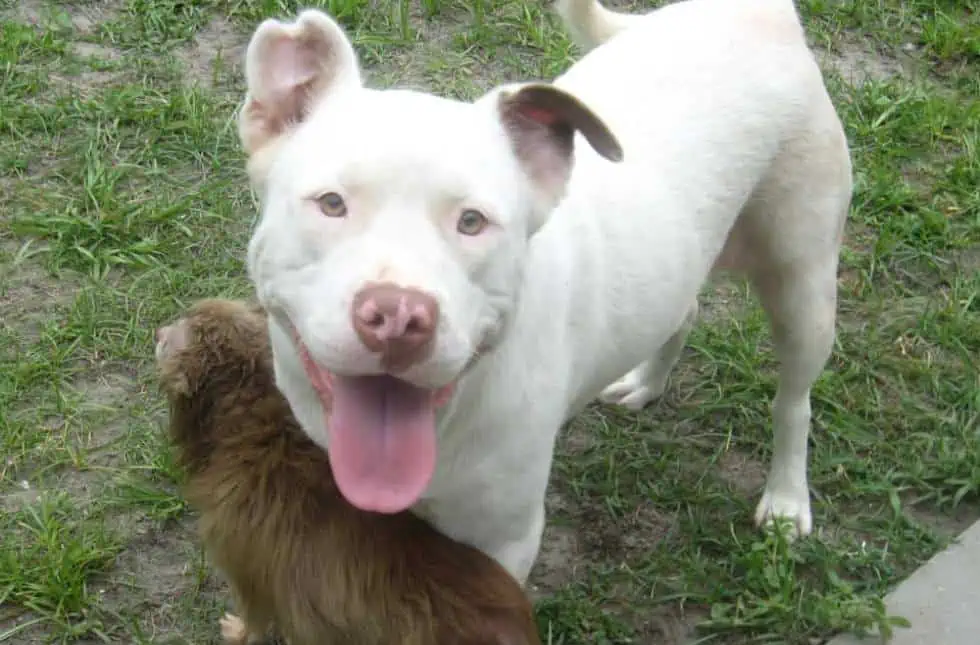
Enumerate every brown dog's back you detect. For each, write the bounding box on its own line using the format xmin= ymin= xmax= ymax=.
xmin=157 ymin=299 xmax=540 ymax=645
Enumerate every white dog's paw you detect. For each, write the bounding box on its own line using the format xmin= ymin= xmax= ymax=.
xmin=753 ymin=487 xmax=812 ymax=539
xmin=219 ymin=613 xmax=248 ymax=644
xmin=599 ymin=383 xmax=657 ymax=410
xmin=599 ymin=370 xmax=665 ymax=410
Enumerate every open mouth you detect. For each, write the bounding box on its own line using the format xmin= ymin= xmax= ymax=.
xmin=292 ymin=329 xmax=455 ymax=514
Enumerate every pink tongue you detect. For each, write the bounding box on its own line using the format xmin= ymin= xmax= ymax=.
xmin=326 ymin=374 xmax=437 ymax=514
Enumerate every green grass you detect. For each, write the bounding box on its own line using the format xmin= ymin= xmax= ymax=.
xmin=1 ymin=0 xmax=978 ymax=643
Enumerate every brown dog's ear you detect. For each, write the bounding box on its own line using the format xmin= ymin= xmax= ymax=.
xmin=155 ymin=320 xmax=192 ymax=394
xmin=244 ymin=300 xmax=268 ymax=319
xmin=239 ymin=9 xmax=361 ymax=158
xmin=497 ymin=83 xmax=622 ymax=214
xmin=156 ymin=321 xmax=190 ymax=358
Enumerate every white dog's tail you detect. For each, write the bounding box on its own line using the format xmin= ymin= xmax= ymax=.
xmin=554 ymin=0 xmax=642 ymax=52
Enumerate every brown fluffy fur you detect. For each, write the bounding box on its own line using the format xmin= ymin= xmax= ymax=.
xmin=156 ymin=298 xmax=541 ymax=645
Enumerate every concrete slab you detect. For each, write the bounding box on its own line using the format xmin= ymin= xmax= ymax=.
xmin=827 ymin=519 xmax=980 ymax=645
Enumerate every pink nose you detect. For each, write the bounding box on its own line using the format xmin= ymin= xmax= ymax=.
xmin=351 ymin=283 xmax=439 ymax=371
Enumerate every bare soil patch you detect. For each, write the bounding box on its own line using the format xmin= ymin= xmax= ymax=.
xmin=823 ymin=40 xmax=909 ymax=84
xmin=529 ymin=513 xmax=583 ymax=598
xmin=5 ymin=0 xmax=46 ymax=25
xmin=66 ymin=1 xmax=123 ymax=35
xmin=71 ymin=41 xmax=120 ymax=61
xmin=716 ymin=449 xmax=768 ymax=496
xmin=903 ymin=502 xmax=980 ymax=539
xmin=176 ymin=17 xmax=247 ymax=88
xmin=4 ymin=0 xmax=121 ymax=32
xmin=0 ymin=257 xmax=82 ymax=344
xmin=96 ymin=517 xmax=221 ymax=643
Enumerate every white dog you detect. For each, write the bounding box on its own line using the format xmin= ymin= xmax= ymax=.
xmin=238 ymin=0 xmax=852 ymax=585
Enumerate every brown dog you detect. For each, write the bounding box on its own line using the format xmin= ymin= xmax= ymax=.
xmin=154 ymin=298 xmax=541 ymax=645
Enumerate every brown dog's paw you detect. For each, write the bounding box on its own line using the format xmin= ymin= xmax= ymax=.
xmin=219 ymin=613 xmax=249 ymax=644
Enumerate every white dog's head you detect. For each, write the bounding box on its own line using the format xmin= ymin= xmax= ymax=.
xmin=239 ymin=9 xmax=622 ymax=514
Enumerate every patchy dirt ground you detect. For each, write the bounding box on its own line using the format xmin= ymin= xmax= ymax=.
xmin=1 ymin=1 xmax=978 ymax=644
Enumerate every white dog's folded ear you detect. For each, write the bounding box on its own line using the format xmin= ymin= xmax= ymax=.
xmin=498 ymin=83 xmax=623 ymax=206
xmin=239 ymin=10 xmax=361 ymax=157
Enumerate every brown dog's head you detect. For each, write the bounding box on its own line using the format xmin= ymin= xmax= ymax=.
xmin=155 ymin=298 xmax=270 ymax=398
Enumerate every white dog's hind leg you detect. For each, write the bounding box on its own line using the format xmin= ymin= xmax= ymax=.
xmin=750 ymin=258 xmax=838 ymax=538
xmin=599 ymin=301 xmax=698 ymax=410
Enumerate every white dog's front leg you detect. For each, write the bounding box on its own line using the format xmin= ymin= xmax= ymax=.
xmin=418 ymin=461 xmax=550 ymax=586
xmin=492 ymin=506 xmax=547 ymax=586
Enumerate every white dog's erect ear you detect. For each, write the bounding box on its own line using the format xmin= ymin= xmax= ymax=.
xmin=239 ymin=10 xmax=361 ymax=156
xmin=498 ymin=83 xmax=623 ymax=204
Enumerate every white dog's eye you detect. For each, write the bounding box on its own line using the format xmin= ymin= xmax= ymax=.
xmin=316 ymin=192 xmax=347 ymax=218
xmin=457 ymin=209 xmax=489 ymax=236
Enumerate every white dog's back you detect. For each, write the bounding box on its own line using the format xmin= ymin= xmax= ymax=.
xmin=514 ymin=0 xmax=845 ymax=408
